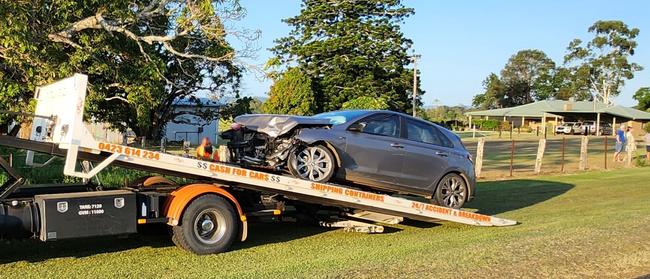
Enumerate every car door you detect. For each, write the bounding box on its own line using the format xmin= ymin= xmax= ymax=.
xmin=397 ymin=118 xmax=452 ymax=191
xmin=342 ymin=113 xmax=403 ymax=186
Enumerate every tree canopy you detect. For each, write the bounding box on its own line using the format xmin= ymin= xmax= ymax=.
xmin=269 ymin=0 xmax=422 ymax=114
xmin=0 ymin=0 xmax=256 ymax=139
xmin=341 ymin=96 xmax=389 ymax=110
xmin=261 ymin=67 xmax=317 ymax=115
xmin=564 ymin=20 xmax=643 ymax=104
xmin=500 ymin=49 xmax=556 ymax=102
xmin=472 ymin=50 xmax=562 ymax=109
xmin=633 ymin=87 xmax=650 ymax=112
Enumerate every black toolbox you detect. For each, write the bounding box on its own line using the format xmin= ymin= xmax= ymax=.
xmin=35 ymin=190 xmax=137 ymax=241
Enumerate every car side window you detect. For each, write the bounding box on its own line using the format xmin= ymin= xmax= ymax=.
xmin=405 ymin=119 xmax=453 ymax=148
xmin=356 ymin=114 xmax=400 ymax=137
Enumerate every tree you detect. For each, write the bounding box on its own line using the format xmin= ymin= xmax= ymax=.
xmin=472 ymin=73 xmax=504 ymax=109
xmin=472 ymin=50 xmax=556 ymax=109
xmin=500 ymin=49 xmax=556 ymax=102
xmin=542 ymin=66 xmax=591 ymax=101
xmin=342 ymin=96 xmax=389 ymax=110
xmin=0 ymin=0 xmax=256 ymax=139
xmin=262 ymin=67 xmax=317 ymax=115
xmin=271 ymin=0 xmax=422 ymax=113
xmin=422 ymin=105 xmax=467 ymax=124
xmin=633 ymin=87 xmax=650 ymax=112
xmin=564 ymin=20 xmax=643 ymax=104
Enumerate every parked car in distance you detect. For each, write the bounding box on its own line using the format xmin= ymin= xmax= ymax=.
xmin=600 ymin=123 xmax=613 ymax=135
xmin=555 ymin=122 xmax=583 ymax=135
xmin=581 ymin=121 xmax=612 ymax=135
xmin=556 ymin=122 xmax=576 ymax=134
xmin=221 ymin=110 xmax=476 ymax=209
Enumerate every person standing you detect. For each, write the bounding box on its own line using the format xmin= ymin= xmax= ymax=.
xmin=614 ymin=124 xmax=626 ymax=162
xmin=625 ymin=126 xmax=637 ymax=166
xmin=196 ymin=137 xmax=219 ymax=161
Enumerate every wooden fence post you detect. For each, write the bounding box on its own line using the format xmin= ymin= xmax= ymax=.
xmin=534 ymin=138 xmax=546 ymax=174
xmin=509 ymin=140 xmax=515 ymax=177
xmin=603 ymin=136 xmax=607 ymax=169
xmin=560 ymin=137 xmax=566 ymax=172
xmin=475 ymin=138 xmax=484 ymax=178
xmin=579 ymin=136 xmax=589 ymax=171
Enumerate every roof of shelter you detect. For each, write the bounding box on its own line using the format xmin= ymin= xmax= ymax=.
xmin=466 ymin=100 xmax=650 ymax=120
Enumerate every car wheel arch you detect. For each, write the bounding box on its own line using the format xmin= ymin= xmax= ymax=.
xmin=305 ymin=140 xmax=342 ymax=168
xmin=293 ymin=129 xmax=343 ymax=168
xmin=431 ymin=169 xmax=472 ymax=201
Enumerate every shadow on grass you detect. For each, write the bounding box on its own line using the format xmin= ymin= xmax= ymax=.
xmin=468 ymin=179 xmax=574 ymax=216
xmin=0 ymin=224 xmax=173 ymax=264
xmin=233 ymin=222 xmax=333 ymax=250
xmin=0 ymin=221 xmax=338 ymax=264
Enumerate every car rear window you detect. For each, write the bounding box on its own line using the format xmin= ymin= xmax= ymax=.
xmin=405 ymin=119 xmax=453 ymax=148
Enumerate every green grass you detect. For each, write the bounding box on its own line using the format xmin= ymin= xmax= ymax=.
xmin=2 ymin=168 xmax=650 ymax=278
xmin=0 ymin=148 xmax=188 ymax=187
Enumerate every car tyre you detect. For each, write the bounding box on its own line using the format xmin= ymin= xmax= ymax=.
xmin=171 ymin=194 xmax=238 ymax=255
xmin=432 ymin=173 xmax=468 ymax=209
xmin=288 ymin=144 xmax=336 ymax=183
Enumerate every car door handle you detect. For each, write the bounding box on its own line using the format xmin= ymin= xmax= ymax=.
xmin=390 ymin=143 xmax=404 ymax=148
xmin=435 ymin=151 xmax=448 ymax=157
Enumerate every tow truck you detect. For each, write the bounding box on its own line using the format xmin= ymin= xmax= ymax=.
xmin=0 ymin=74 xmax=516 ymax=255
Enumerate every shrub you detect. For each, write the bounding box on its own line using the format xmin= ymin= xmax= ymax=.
xmin=500 ymin=121 xmax=512 ymax=131
xmin=520 ymin=126 xmax=533 ymax=133
xmin=635 ymin=154 xmax=647 ymax=167
xmin=472 ymin=119 xmax=499 ymax=130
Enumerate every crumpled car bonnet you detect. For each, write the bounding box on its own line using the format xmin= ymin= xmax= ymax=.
xmin=233 ymin=114 xmax=331 ymax=138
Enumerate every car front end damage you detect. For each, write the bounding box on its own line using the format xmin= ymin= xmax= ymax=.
xmin=220 ymin=115 xmax=332 ymax=169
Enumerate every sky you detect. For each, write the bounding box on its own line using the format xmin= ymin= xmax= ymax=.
xmin=232 ymin=0 xmax=650 ymax=107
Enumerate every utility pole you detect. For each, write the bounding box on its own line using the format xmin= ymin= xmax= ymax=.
xmin=410 ymin=53 xmax=421 ymax=117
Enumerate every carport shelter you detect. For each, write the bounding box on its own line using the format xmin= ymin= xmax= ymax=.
xmin=465 ymin=100 xmax=650 ymax=136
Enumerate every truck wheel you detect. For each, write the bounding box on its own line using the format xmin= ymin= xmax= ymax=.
xmin=172 ymin=194 xmax=238 ymax=255
xmin=288 ymin=144 xmax=335 ymax=183
xmin=432 ymin=173 xmax=467 ymax=209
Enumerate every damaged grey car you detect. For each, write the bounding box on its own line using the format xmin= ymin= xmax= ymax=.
xmin=220 ymin=110 xmax=476 ymax=208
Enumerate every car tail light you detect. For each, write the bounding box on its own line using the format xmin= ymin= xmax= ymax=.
xmin=467 ymin=153 xmax=473 ymax=163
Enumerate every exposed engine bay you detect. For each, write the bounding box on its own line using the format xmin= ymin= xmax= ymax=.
xmin=220 ymin=115 xmax=332 ymax=169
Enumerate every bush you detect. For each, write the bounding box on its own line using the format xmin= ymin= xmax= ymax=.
xmin=472 ymin=119 xmax=499 ymax=130
xmin=500 ymin=121 xmax=512 ymax=130
xmin=635 ymin=154 xmax=647 ymax=167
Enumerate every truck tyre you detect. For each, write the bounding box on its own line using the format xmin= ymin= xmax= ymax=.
xmin=431 ymin=173 xmax=468 ymax=209
xmin=172 ymin=194 xmax=238 ymax=255
xmin=288 ymin=144 xmax=336 ymax=183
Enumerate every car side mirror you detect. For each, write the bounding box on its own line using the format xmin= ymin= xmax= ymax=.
xmin=348 ymin=122 xmax=366 ymax=132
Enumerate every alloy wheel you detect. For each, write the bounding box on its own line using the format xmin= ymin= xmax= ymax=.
xmin=295 ymin=146 xmax=334 ymax=181
xmin=439 ymin=176 xmax=467 ymax=208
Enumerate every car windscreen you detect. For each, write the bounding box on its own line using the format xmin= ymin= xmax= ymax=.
xmin=314 ymin=111 xmax=369 ymax=125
